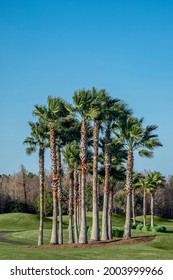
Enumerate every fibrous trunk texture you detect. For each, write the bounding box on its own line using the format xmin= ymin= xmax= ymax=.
xmin=143 ymin=188 xmax=147 ymax=226
xmin=108 ymin=184 xmax=113 ymax=240
xmin=56 ymin=146 xmax=63 ymax=244
xmin=150 ymin=192 xmax=155 ymax=227
xmin=123 ymin=149 xmax=133 ymax=239
xmin=79 ymin=120 xmax=88 ymax=244
xmin=68 ymin=171 xmax=74 ymax=243
xmin=91 ymin=121 xmax=100 ymax=241
xmin=74 ymin=166 xmax=79 ymax=243
xmin=50 ymin=127 xmax=58 ymax=244
xmin=38 ymin=147 xmax=44 ymax=246
xmin=132 ymin=188 xmax=136 ymax=225
xmin=101 ymin=128 xmax=110 ymax=241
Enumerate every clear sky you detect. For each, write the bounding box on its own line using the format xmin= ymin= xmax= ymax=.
xmin=0 ymin=0 xmax=173 ymax=177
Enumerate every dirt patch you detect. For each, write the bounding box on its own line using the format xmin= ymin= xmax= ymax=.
xmin=26 ymin=236 xmax=154 ymax=249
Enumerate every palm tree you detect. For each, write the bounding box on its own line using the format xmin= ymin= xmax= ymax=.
xmin=33 ymin=96 xmax=69 ymax=244
xmin=68 ymin=89 xmax=94 ymax=244
xmin=108 ymin=141 xmax=127 ymax=239
xmin=114 ymin=116 xmax=163 ymax=239
xmin=146 ymin=171 xmax=165 ymax=227
xmin=137 ymin=174 xmax=149 ymax=226
xmin=101 ymin=99 xmax=129 ymax=241
xmin=99 ymin=137 xmax=127 ymax=239
xmin=132 ymin=172 xmax=143 ymax=225
xmin=89 ymin=88 xmax=109 ymax=241
xmin=23 ymin=119 xmax=49 ymax=246
xmin=54 ymin=116 xmax=80 ymax=244
xmin=62 ymin=142 xmax=81 ymax=243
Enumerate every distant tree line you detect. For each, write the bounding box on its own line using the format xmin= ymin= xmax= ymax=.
xmin=1 ymin=166 xmax=173 ymax=219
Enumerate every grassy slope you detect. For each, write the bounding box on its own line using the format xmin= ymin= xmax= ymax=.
xmin=0 ymin=212 xmax=173 ymax=260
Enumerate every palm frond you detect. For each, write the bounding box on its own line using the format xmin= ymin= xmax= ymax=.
xmin=138 ymin=149 xmax=153 ymax=158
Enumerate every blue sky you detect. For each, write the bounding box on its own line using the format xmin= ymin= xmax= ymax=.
xmin=0 ymin=0 xmax=173 ymax=177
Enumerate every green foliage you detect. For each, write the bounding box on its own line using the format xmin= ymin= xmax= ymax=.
xmin=112 ymin=227 xmax=124 ymax=237
xmin=9 ymin=201 xmax=27 ymax=213
xmin=136 ymin=223 xmax=144 ymax=230
xmin=142 ymin=225 xmax=151 ymax=231
xmin=34 ymin=191 xmax=53 ymax=217
xmin=132 ymin=224 xmax=137 ymax=229
xmin=151 ymin=226 xmax=167 ymax=232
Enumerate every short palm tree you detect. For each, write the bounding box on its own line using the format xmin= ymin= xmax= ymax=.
xmin=33 ymin=96 xmax=69 ymax=244
xmin=23 ymin=119 xmax=49 ymax=246
xmin=137 ymin=174 xmax=149 ymax=226
xmin=132 ymin=172 xmax=143 ymax=225
xmin=146 ymin=171 xmax=165 ymax=227
xmin=114 ymin=116 xmax=163 ymax=239
xmin=62 ymin=141 xmax=81 ymax=243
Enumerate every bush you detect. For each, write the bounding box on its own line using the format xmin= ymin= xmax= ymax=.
xmin=34 ymin=191 xmax=53 ymax=216
xmin=112 ymin=227 xmax=124 ymax=237
xmin=142 ymin=225 xmax=151 ymax=231
xmin=151 ymin=226 xmax=167 ymax=232
xmin=136 ymin=223 xmax=143 ymax=230
xmin=9 ymin=201 xmax=27 ymax=213
xmin=132 ymin=224 xmax=137 ymax=229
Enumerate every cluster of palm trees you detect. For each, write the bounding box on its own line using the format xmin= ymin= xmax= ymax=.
xmin=132 ymin=171 xmax=165 ymax=228
xmin=24 ymin=88 xmax=163 ymax=245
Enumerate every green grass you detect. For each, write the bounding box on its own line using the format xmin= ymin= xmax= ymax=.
xmin=0 ymin=212 xmax=173 ymax=260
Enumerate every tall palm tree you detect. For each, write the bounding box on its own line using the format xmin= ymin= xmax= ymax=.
xmin=33 ymin=96 xmax=69 ymax=244
xmin=114 ymin=116 xmax=163 ymax=239
xmin=23 ymin=119 xmax=49 ymax=246
xmin=99 ymin=138 xmax=127 ymax=239
xmin=68 ymin=89 xmax=94 ymax=244
xmin=89 ymin=88 xmax=109 ymax=241
xmin=54 ymin=116 xmax=80 ymax=244
xmin=146 ymin=171 xmax=165 ymax=227
xmin=101 ymin=99 xmax=130 ymax=241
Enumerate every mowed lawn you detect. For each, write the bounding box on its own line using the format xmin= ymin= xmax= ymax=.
xmin=0 ymin=213 xmax=173 ymax=260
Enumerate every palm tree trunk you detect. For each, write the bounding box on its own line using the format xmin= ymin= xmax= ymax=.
xmin=132 ymin=188 xmax=136 ymax=225
xmin=143 ymin=188 xmax=147 ymax=226
xmin=79 ymin=120 xmax=88 ymax=244
xmin=50 ymin=127 xmax=58 ymax=244
xmin=108 ymin=184 xmax=113 ymax=240
xmin=38 ymin=147 xmax=45 ymax=246
xmin=74 ymin=167 xmax=79 ymax=243
xmin=91 ymin=121 xmax=100 ymax=241
xmin=150 ymin=192 xmax=155 ymax=227
xmin=124 ymin=150 xmax=133 ymax=239
xmin=101 ymin=128 xmax=110 ymax=241
xmin=77 ymin=173 xmax=81 ymax=225
xmin=68 ymin=171 xmax=74 ymax=243
xmin=56 ymin=146 xmax=63 ymax=244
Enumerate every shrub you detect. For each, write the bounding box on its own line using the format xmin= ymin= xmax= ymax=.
xmin=9 ymin=201 xmax=27 ymax=213
xmin=112 ymin=227 xmax=124 ymax=237
xmin=34 ymin=191 xmax=53 ymax=216
xmin=142 ymin=225 xmax=151 ymax=231
xmin=132 ymin=224 xmax=137 ymax=229
xmin=136 ymin=223 xmax=143 ymax=230
xmin=151 ymin=226 xmax=167 ymax=232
